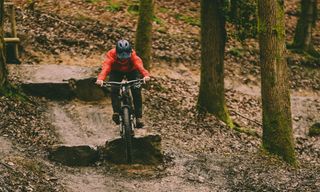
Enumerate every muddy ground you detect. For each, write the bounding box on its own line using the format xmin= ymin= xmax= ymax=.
xmin=1 ymin=0 xmax=320 ymax=191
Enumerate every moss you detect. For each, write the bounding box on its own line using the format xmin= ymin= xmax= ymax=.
xmin=228 ymin=47 xmax=245 ymax=57
xmin=257 ymin=17 xmax=266 ymax=34
xmin=175 ymin=13 xmax=200 ymax=27
xmin=0 ymin=83 xmax=30 ymax=102
xmin=153 ymin=16 xmax=162 ymax=25
xmin=225 ymin=114 xmax=235 ymax=129
xmin=220 ymin=105 xmax=234 ymax=128
xmin=105 ymin=3 xmax=122 ymax=12
xmin=158 ymin=7 xmax=169 ymax=13
xmin=127 ymin=3 xmax=139 ymax=15
xmin=85 ymin=0 xmax=101 ymax=3
xmin=309 ymin=123 xmax=320 ymax=136
xmin=258 ymin=0 xmax=296 ymax=165
xmin=262 ymin=111 xmax=296 ymax=165
xmin=234 ymin=126 xmax=260 ymax=137
xmin=259 ymin=148 xmax=299 ymax=167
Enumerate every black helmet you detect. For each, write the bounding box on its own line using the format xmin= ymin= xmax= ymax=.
xmin=116 ymin=40 xmax=132 ymax=59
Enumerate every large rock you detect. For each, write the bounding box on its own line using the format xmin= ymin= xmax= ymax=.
xmin=309 ymin=123 xmax=320 ymax=136
xmin=48 ymin=145 xmax=99 ymax=166
xmin=102 ymin=134 xmax=163 ymax=165
xmin=22 ymin=82 xmax=74 ymax=100
xmin=69 ymin=77 xmax=107 ymax=101
xmin=8 ymin=64 xmax=108 ymax=100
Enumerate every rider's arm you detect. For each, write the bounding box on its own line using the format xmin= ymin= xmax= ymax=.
xmin=131 ymin=51 xmax=150 ymax=77
xmin=97 ymin=50 xmax=116 ymax=81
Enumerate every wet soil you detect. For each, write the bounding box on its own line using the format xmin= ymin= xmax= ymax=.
xmin=48 ymin=99 xmax=116 ymax=146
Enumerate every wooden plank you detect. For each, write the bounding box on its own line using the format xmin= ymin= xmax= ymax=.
xmin=4 ymin=2 xmax=14 ymax=6
xmin=4 ymin=38 xmax=20 ymax=43
xmin=9 ymin=4 xmax=19 ymax=58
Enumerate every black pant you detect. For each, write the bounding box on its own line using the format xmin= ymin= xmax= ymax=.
xmin=109 ymin=70 xmax=143 ymax=118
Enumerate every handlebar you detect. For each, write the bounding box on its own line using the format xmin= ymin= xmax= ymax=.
xmin=102 ymin=79 xmax=144 ymax=88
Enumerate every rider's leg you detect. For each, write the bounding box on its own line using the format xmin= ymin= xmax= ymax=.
xmin=109 ymin=71 xmax=123 ymax=124
xmin=128 ymin=71 xmax=144 ymax=128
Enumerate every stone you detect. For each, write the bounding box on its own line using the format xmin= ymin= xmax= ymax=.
xmin=309 ymin=123 xmax=320 ymax=137
xmin=9 ymin=65 xmax=107 ymax=101
xmin=70 ymin=77 xmax=107 ymax=101
xmin=22 ymin=83 xmax=74 ymax=100
xmin=102 ymin=134 xmax=163 ymax=165
xmin=48 ymin=145 xmax=99 ymax=166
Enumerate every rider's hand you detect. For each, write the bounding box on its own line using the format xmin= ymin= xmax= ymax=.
xmin=95 ymin=79 xmax=104 ymax=87
xmin=143 ymin=76 xmax=151 ymax=83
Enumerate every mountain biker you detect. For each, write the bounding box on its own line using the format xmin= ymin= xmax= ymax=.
xmin=96 ymin=40 xmax=150 ymax=128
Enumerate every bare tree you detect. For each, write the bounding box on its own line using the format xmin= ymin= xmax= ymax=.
xmin=258 ymin=0 xmax=296 ymax=164
xmin=198 ymin=0 xmax=234 ymax=128
xmin=135 ymin=0 xmax=154 ymax=70
xmin=292 ymin=0 xmax=318 ymax=56
xmin=0 ymin=0 xmax=8 ymax=90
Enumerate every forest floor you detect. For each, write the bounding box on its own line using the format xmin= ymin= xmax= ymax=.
xmin=1 ymin=0 xmax=320 ymax=191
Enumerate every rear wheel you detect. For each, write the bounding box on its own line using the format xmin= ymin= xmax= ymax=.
xmin=122 ymin=107 xmax=133 ymax=164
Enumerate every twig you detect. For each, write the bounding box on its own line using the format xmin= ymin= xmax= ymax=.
xmin=41 ymin=13 xmax=81 ymax=32
xmin=0 ymin=161 xmax=14 ymax=170
xmin=231 ymin=110 xmax=263 ymax=127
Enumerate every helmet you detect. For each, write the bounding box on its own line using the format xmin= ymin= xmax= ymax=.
xmin=116 ymin=40 xmax=132 ymax=59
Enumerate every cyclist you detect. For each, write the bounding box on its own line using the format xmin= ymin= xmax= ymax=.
xmin=96 ymin=40 xmax=150 ymax=128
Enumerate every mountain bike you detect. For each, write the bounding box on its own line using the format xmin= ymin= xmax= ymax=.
xmin=103 ymin=79 xmax=144 ymax=164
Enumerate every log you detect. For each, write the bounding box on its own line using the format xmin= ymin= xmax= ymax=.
xmin=102 ymin=134 xmax=163 ymax=165
xmin=4 ymin=37 xmax=20 ymax=43
xmin=48 ymin=145 xmax=99 ymax=166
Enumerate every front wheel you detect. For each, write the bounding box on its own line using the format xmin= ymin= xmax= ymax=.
xmin=122 ymin=107 xmax=133 ymax=164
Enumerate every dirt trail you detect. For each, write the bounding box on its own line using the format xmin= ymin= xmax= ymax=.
xmin=47 ymin=98 xmax=117 ymax=191
xmin=47 ymin=96 xmax=229 ymax=191
xmin=36 ymin=68 xmax=229 ymax=191
xmin=49 ymin=98 xmax=117 ymax=146
xmin=10 ymin=62 xmax=318 ymax=191
xmin=61 ymin=168 xmax=109 ymax=192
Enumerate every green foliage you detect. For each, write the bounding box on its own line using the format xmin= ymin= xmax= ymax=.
xmin=105 ymin=2 xmax=122 ymax=12
xmin=158 ymin=7 xmax=169 ymax=13
xmin=229 ymin=0 xmax=258 ymax=41
xmin=127 ymin=3 xmax=139 ymax=15
xmin=309 ymin=123 xmax=320 ymax=136
xmin=85 ymin=0 xmax=101 ymax=3
xmin=175 ymin=13 xmax=200 ymax=27
xmin=228 ymin=47 xmax=245 ymax=57
xmin=234 ymin=126 xmax=260 ymax=138
xmin=153 ymin=16 xmax=162 ymax=25
xmin=0 ymin=83 xmax=30 ymax=102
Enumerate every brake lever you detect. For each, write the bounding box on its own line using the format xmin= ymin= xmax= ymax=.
xmin=133 ymin=83 xmax=141 ymax=89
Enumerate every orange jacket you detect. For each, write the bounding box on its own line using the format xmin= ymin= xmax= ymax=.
xmin=97 ymin=48 xmax=150 ymax=80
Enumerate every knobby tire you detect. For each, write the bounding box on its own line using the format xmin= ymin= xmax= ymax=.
xmin=123 ymin=107 xmax=133 ymax=164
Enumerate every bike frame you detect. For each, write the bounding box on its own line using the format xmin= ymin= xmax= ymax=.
xmin=102 ymin=79 xmax=143 ymax=163
xmin=103 ymin=79 xmax=143 ymax=135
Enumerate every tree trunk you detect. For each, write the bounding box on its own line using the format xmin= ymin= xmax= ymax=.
xmin=258 ymin=0 xmax=296 ymax=164
xmin=292 ymin=0 xmax=318 ymax=54
xmin=230 ymin=0 xmax=240 ymax=21
xmin=0 ymin=0 xmax=8 ymax=89
xmin=198 ymin=0 xmax=233 ymax=128
xmin=135 ymin=0 xmax=154 ymax=70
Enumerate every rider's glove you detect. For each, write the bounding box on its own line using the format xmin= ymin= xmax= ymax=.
xmin=143 ymin=76 xmax=151 ymax=83
xmin=95 ymin=79 xmax=104 ymax=87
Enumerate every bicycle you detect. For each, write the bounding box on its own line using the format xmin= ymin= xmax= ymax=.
xmin=103 ymin=78 xmax=144 ymax=164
